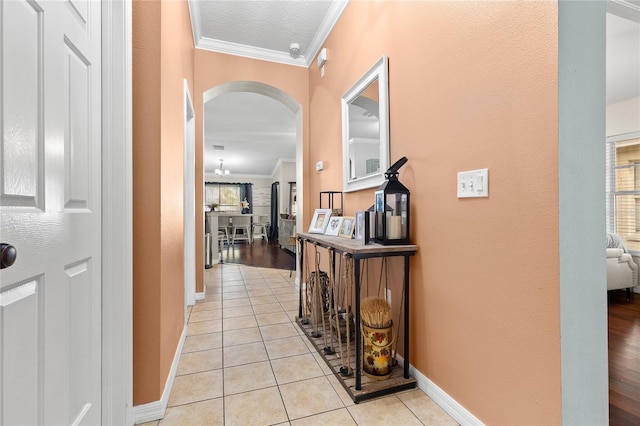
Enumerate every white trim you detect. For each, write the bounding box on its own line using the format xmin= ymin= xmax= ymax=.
xmin=133 ymin=326 xmax=187 ymax=424
xmin=294 ymin=93 xmax=303 ymax=282
xmin=559 ymin=2 xmax=609 ymax=423
xmin=195 ymin=290 xmax=206 ymax=301
xmin=410 ymin=365 xmax=483 ymax=425
xmin=184 ymin=79 xmax=196 ymax=310
xmin=196 ymin=38 xmax=309 ymax=68
xmin=391 ymin=354 xmax=483 ymax=425
xmin=187 ymin=0 xmax=202 ymax=48
xmin=606 ymin=130 xmax=640 ymax=142
xmin=607 ymin=0 xmax=640 ymax=22
xmin=269 ymin=158 xmax=297 ymax=179
xmin=101 ymin=0 xmax=133 ymax=424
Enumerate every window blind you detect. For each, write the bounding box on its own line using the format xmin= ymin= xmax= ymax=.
xmin=606 ymin=136 xmax=640 ymax=251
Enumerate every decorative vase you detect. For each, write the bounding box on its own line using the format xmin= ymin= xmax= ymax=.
xmin=362 ymin=322 xmax=393 ymax=380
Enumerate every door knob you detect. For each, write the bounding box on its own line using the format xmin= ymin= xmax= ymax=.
xmin=0 ymin=244 xmax=17 ymax=269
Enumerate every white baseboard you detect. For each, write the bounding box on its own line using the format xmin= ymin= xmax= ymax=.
xmin=395 ymin=354 xmax=484 ymax=426
xmin=133 ymin=325 xmax=187 ymax=424
xmin=196 ymin=273 xmax=207 ymax=301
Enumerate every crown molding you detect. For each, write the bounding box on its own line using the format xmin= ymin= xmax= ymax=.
xmin=196 ymin=38 xmax=309 ymax=67
xmin=187 ymin=0 xmax=202 ymax=48
xmin=269 ymin=158 xmax=296 ymax=178
xmin=304 ymin=0 xmax=348 ymax=68
xmin=608 ymin=0 xmax=640 ymax=22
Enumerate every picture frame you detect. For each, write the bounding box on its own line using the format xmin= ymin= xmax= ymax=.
xmin=339 ymin=216 xmax=356 ymax=239
xmin=325 ymin=216 xmax=344 ymax=236
xmin=308 ymin=208 xmax=332 ymax=234
xmin=355 ymin=211 xmax=369 ymax=244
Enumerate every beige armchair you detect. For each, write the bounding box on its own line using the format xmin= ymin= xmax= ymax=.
xmin=606 ymin=248 xmax=638 ymax=297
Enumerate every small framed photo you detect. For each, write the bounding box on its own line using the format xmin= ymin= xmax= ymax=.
xmin=325 ymin=216 xmax=344 ymax=236
xmin=339 ymin=216 xmax=356 ymax=239
xmin=308 ymin=208 xmax=332 ymax=234
xmin=355 ymin=211 xmax=369 ymax=244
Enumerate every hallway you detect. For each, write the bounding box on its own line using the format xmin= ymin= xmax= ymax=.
xmin=139 ymin=264 xmax=457 ymax=425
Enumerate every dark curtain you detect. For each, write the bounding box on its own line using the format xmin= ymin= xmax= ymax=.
xmin=268 ymin=182 xmax=279 ymax=240
xmin=239 ymin=183 xmax=252 ymax=214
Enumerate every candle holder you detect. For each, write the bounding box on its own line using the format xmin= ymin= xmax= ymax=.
xmin=374 ymin=157 xmax=410 ymax=245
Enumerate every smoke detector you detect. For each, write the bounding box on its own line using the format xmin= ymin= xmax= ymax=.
xmin=289 ymin=42 xmax=300 ymax=56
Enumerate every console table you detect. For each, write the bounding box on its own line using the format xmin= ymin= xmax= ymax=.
xmin=296 ymin=232 xmax=418 ymax=403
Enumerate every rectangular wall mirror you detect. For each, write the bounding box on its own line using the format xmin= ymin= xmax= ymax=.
xmin=342 ymin=55 xmax=390 ymax=192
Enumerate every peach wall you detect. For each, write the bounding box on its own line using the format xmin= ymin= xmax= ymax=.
xmin=132 ymin=0 xmax=194 ymax=405
xmin=309 ymin=2 xmax=560 ymax=424
xmin=159 ymin=0 xmax=193 ymax=392
xmin=132 ymin=0 xmax=162 ymax=403
xmin=192 ymin=51 xmax=309 ymax=293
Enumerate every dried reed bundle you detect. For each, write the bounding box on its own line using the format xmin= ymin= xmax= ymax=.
xmin=360 ymin=297 xmax=392 ymax=328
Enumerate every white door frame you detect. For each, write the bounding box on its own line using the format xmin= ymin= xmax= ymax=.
xmin=101 ymin=0 xmax=133 ymax=424
xmin=184 ymin=80 xmax=196 ymax=309
xmin=558 ymin=1 xmax=608 ymax=423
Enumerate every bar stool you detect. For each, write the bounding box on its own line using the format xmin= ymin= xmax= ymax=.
xmin=252 ymin=216 xmax=269 ymax=243
xmin=231 ymin=215 xmax=251 ymax=244
xmin=218 ymin=226 xmax=230 ymax=250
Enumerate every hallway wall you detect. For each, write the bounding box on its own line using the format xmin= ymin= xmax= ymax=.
xmin=132 ymin=0 xmax=194 ymax=405
xmin=307 ymin=2 xmax=560 ymax=423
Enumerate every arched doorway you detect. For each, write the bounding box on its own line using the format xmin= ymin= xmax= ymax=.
xmin=201 ymin=81 xmax=303 ymax=278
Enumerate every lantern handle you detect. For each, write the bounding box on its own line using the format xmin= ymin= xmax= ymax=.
xmin=386 ymin=156 xmax=408 ymax=174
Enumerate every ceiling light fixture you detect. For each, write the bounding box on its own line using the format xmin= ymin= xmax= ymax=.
xmin=215 ymin=159 xmax=230 ymax=176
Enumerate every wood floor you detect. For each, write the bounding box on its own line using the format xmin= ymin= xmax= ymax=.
xmin=219 ymin=238 xmax=295 ymax=270
xmin=608 ymin=290 xmax=640 ymax=425
xmin=217 ymin=247 xmax=640 ymax=424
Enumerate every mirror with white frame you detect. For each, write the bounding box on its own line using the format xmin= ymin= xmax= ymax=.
xmin=342 ymin=55 xmax=390 ymax=192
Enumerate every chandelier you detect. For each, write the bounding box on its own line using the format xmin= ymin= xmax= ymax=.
xmin=215 ymin=159 xmax=230 ymax=176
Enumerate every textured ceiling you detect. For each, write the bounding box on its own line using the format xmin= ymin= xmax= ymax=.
xmin=189 ymin=0 xmax=348 ymax=67
xmin=204 ymin=92 xmax=296 ymax=177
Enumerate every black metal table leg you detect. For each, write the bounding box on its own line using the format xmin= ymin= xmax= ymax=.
xmin=354 ymin=255 xmax=362 ymax=390
xmin=404 ymin=255 xmax=410 ymax=378
xmin=298 ymin=238 xmax=304 ymax=319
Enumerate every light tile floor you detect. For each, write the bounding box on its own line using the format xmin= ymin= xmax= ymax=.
xmin=139 ymin=263 xmax=457 ymax=425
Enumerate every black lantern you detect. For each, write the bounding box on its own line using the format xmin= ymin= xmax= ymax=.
xmin=374 ymin=157 xmax=410 ymax=245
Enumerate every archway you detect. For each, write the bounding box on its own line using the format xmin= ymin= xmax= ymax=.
xmin=201 ymin=81 xmax=303 ymax=279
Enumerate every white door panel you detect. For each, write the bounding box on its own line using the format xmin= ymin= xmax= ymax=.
xmin=0 ymin=279 xmax=42 ymax=426
xmin=1 ymin=0 xmax=43 ymax=209
xmin=1 ymin=0 xmax=102 ymax=424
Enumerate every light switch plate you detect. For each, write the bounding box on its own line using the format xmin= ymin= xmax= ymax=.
xmin=457 ymin=168 xmax=489 ymax=198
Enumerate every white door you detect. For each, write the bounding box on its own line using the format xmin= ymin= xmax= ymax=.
xmin=1 ymin=0 xmax=102 ymax=424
